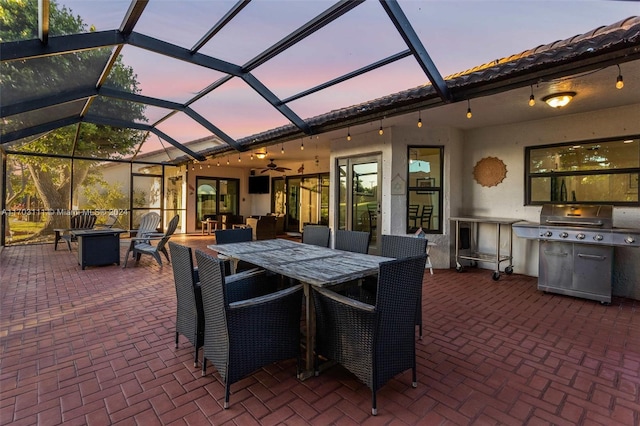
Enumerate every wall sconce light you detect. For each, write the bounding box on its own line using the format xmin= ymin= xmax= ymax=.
xmin=616 ymin=64 xmax=624 ymax=89
xmin=466 ymin=99 xmax=472 ymax=119
xmin=542 ymin=92 xmax=576 ymax=108
xmin=378 ymin=120 xmax=384 ymax=135
xmin=347 ymin=127 xmax=351 ymax=141
xmin=417 ymin=111 xmax=423 ymax=128
xmin=529 ymin=85 xmax=535 ymax=107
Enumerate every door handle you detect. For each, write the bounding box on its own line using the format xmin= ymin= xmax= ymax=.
xmin=577 ymin=254 xmax=607 ymax=261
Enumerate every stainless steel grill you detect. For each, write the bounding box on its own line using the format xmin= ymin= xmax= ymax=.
xmin=513 ymin=204 xmax=640 ymax=304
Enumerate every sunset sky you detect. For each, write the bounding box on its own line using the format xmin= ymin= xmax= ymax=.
xmin=60 ymin=0 xmax=640 ymax=145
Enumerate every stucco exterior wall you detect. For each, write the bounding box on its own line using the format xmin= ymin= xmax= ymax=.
xmin=461 ymin=104 xmax=640 ymax=299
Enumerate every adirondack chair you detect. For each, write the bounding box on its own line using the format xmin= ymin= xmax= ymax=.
xmin=123 ymin=215 xmax=179 ymax=268
xmin=54 ymin=214 xmax=97 ymax=251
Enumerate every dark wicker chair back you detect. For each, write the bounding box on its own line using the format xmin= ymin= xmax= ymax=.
xmin=214 ymin=227 xmax=253 ymax=244
xmin=380 ymin=234 xmax=428 ymax=258
xmin=194 ymin=249 xmax=303 ymax=409
xmin=168 ymin=242 xmax=204 ymax=367
xmin=334 ymin=229 xmax=370 ymax=254
xmin=313 ymin=254 xmax=427 ymax=416
xmin=214 ymin=227 xmax=254 ymax=273
xmin=302 ymin=225 xmax=331 ymax=247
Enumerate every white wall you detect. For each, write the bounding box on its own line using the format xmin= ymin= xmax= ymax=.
xmin=461 ymin=104 xmax=640 ymax=298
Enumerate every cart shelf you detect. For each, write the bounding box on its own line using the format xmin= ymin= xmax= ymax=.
xmin=449 ymin=216 xmax=520 ymax=280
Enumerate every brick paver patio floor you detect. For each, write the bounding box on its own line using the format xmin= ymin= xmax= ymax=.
xmin=1 ymin=235 xmax=638 ymax=425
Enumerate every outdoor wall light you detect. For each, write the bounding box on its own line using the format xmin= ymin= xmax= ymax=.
xmin=616 ymin=64 xmax=624 ymax=89
xmin=542 ymin=92 xmax=576 ymax=108
xmin=529 ymin=85 xmax=535 ymax=106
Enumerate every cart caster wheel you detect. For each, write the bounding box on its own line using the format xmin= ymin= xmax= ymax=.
xmin=492 ymin=271 xmax=500 ymax=281
xmin=505 ymin=266 xmax=513 ymax=275
xmin=456 ymin=265 xmax=464 ymax=273
xmin=600 ymin=301 xmax=611 ymax=306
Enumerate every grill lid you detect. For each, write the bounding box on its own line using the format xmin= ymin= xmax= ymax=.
xmin=540 ymin=204 xmax=613 ymax=228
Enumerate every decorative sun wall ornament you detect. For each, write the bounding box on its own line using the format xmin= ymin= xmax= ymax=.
xmin=473 ymin=156 xmax=507 ymax=187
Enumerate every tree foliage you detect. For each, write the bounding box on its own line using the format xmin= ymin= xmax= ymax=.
xmin=1 ymin=0 xmax=148 ymax=235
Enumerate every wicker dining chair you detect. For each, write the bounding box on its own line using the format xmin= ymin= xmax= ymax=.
xmin=194 ymin=249 xmax=303 ymax=409
xmin=302 ymin=224 xmax=331 ymax=247
xmin=213 ymin=227 xmax=256 ymax=274
xmin=312 ymin=254 xmax=427 ymax=416
xmin=334 ymin=229 xmax=370 ymax=254
xmin=355 ymin=235 xmax=428 ymax=338
xmin=169 ymin=242 xmax=204 ymax=367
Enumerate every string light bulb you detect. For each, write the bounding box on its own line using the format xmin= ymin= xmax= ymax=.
xmin=226 ymin=156 xmax=230 ymax=165
xmin=217 ymin=159 xmax=220 ymax=166
xmin=250 ymin=151 xmax=254 ymax=160
xmin=616 ymin=64 xmax=624 ymax=89
xmin=466 ymin=99 xmax=472 ymax=119
xmin=300 ymin=139 xmax=304 ymax=151
xmin=281 ymin=143 xmax=285 ymax=154
xmin=417 ymin=111 xmax=423 ymax=128
xmin=238 ymin=154 xmax=241 ymax=162
xmin=347 ymin=127 xmax=351 ymax=141
xmin=529 ymin=85 xmax=535 ymax=106
xmin=379 ymin=120 xmax=384 ymax=135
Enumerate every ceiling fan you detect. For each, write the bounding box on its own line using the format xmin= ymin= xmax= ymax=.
xmin=260 ymin=159 xmax=291 ymax=173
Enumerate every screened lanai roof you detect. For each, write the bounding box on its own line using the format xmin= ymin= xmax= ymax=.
xmin=2 ymin=0 xmax=640 ymax=165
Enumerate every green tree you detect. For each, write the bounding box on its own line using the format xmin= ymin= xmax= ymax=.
xmin=1 ymin=0 xmax=146 ymax=236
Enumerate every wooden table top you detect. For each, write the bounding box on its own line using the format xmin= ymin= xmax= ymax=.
xmin=209 ymin=239 xmax=391 ymax=287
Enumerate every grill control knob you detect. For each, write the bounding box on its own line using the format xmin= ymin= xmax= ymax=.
xmin=625 ymin=236 xmax=636 ymax=244
xmin=576 ymin=233 xmax=586 ymax=240
xmin=560 ymin=232 xmax=569 ymax=238
xmin=593 ymin=234 xmax=604 ymax=242
xmin=542 ymin=231 xmax=553 ymax=238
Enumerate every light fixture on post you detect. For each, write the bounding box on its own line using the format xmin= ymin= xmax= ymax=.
xmin=347 ymin=127 xmax=351 ymax=141
xmin=529 ymin=85 xmax=535 ymax=106
xmin=466 ymin=99 xmax=472 ymax=119
xmin=417 ymin=111 xmax=423 ymax=128
xmin=378 ymin=120 xmax=384 ymax=135
xmin=616 ymin=64 xmax=624 ymax=89
xmin=542 ymin=92 xmax=576 ymax=108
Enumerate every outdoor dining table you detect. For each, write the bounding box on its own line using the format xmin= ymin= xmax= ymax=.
xmin=208 ymin=238 xmax=391 ymax=379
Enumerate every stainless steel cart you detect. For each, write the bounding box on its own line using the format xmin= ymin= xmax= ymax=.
xmin=450 ymin=216 xmax=519 ymax=280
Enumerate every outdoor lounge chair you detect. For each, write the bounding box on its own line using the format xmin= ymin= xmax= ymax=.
xmin=131 ymin=211 xmax=161 ymax=238
xmin=123 ymin=215 xmax=179 ymax=268
xmin=312 ymin=254 xmax=427 ymax=416
xmin=194 ymin=249 xmax=303 ymax=409
xmin=54 ymin=213 xmax=97 ymax=251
